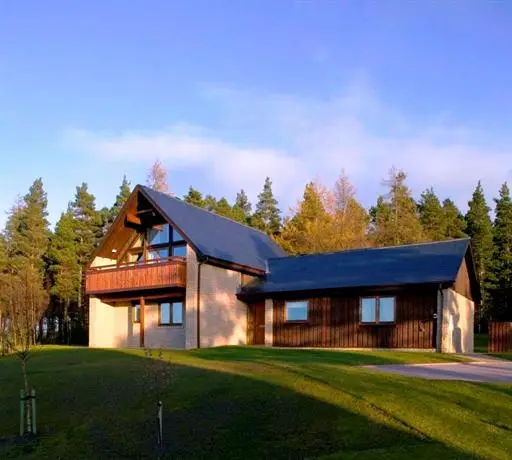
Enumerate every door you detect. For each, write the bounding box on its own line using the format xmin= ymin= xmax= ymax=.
xmin=248 ymin=302 xmax=266 ymax=345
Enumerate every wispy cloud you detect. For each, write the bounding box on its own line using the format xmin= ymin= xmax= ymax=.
xmin=63 ymin=78 xmax=512 ymax=211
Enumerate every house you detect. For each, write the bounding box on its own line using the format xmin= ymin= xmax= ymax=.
xmin=87 ymin=185 xmax=479 ymax=353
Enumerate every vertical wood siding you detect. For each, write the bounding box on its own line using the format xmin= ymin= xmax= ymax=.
xmin=272 ymin=289 xmax=437 ymax=348
xmin=489 ymin=321 xmax=512 ymax=352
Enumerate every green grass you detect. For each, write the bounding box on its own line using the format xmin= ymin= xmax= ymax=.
xmin=0 ymin=346 xmax=511 ymax=459
xmin=474 ymin=333 xmax=512 ymax=360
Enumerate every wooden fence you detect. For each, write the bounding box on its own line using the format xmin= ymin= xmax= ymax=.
xmin=488 ymin=321 xmax=512 ymax=352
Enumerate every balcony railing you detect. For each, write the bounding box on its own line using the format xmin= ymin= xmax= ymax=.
xmin=86 ymin=257 xmax=187 ymax=294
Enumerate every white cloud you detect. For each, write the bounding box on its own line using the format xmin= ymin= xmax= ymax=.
xmin=63 ymin=79 xmax=512 ymax=211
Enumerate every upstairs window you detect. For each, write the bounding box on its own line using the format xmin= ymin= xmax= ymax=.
xmin=147 ymin=224 xmax=170 ymax=246
xmin=285 ymin=300 xmax=308 ymax=322
xmin=360 ymin=297 xmax=395 ymax=324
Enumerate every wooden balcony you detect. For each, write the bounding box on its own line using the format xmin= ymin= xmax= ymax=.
xmin=86 ymin=257 xmax=187 ymax=295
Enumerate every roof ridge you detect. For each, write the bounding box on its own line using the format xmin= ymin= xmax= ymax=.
xmin=267 ymin=238 xmax=470 ymax=261
xmin=138 ymin=185 xmax=280 ymax=240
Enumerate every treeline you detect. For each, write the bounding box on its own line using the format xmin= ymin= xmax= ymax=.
xmin=0 ymin=161 xmax=510 ymax=350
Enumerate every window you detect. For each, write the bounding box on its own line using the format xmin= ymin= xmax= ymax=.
xmin=172 ymin=228 xmax=185 ymax=243
xmin=285 ymin=300 xmax=308 ymax=321
xmin=133 ymin=304 xmax=141 ymax=323
xmin=172 ymin=244 xmax=187 ymax=257
xmin=147 ymin=224 xmax=170 ymax=245
xmin=119 ymin=224 xmax=187 ymax=264
xmin=147 ymin=248 xmax=169 ymax=261
xmin=159 ymin=301 xmax=184 ymax=326
xmin=360 ymin=296 xmax=395 ymax=324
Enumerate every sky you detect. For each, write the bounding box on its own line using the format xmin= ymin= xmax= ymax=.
xmin=1 ymin=1 xmax=512 ymax=227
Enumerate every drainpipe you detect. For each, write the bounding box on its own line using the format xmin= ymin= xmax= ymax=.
xmin=196 ymin=254 xmax=208 ymax=349
xmin=436 ymin=284 xmax=444 ymax=352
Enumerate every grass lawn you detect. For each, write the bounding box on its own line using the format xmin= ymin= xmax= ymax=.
xmin=0 ymin=347 xmax=511 ymax=459
xmin=474 ymin=333 xmax=512 ymax=361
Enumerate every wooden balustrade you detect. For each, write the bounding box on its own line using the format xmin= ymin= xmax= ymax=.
xmin=86 ymin=257 xmax=187 ymax=294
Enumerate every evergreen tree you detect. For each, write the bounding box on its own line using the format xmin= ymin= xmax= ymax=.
xmin=278 ymin=182 xmax=332 ymax=254
xmin=9 ymin=179 xmax=50 ymax=273
xmin=111 ymin=175 xmax=131 ymax=220
xmin=465 ymin=181 xmax=493 ymax=313
xmin=370 ymin=168 xmax=424 ymax=246
xmin=203 ymin=195 xmax=217 ymax=212
xmin=234 ymin=190 xmax=252 ymax=219
xmin=70 ymin=183 xmax=103 ymax=267
xmin=252 ymin=177 xmax=281 ymax=234
xmin=69 ymin=183 xmax=103 ymax=330
xmin=184 ymin=187 xmax=205 ymax=208
xmin=2 ymin=181 xmax=50 ymax=349
xmin=442 ymin=199 xmax=466 ymax=239
xmin=214 ymin=197 xmax=235 ymax=219
xmin=146 ymin=159 xmax=170 ymax=194
xmin=418 ymin=188 xmax=445 ymax=241
xmin=489 ymin=183 xmax=512 ymax=319
xmin=49 ymin=210 xmax=80 ymax=343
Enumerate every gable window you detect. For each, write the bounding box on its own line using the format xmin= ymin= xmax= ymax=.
xmin=133 ymin=303 xmax=141 ymax=323
xmin=147 ymin=224 xmax=170 ymax=245
xmin=159 ymin=301 xmax=184 ymax=326
xmin=360 ymin=296 xmax=395 ymax=324
xmin=285 ymin=300 xmax=308 ymax=322
xmin=120 ymin=223 xmax=187 ymax=265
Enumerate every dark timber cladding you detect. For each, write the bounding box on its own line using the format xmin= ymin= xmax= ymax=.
xmin=272 ymin=288 xmax=437 ymax=348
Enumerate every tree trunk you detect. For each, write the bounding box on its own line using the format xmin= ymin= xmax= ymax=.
xmin=64 ymin=298 xmax=70 ymax=345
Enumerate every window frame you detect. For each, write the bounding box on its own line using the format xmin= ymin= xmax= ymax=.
xmin=285 ymin=300 xmax=309 ymax=323
xmin=359 ymin=296 xmax=396 ymax=325
xmin=120 ymin=224 xmax=187 ymax=265
xmin=158 ymin=300 xmax=185 ymax=327
xmin=132 ymin=303 xmax=141 ymax=324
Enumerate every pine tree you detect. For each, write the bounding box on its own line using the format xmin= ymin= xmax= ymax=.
xmin=465 ymin=181 xmax=494 ymax=314
xmin=278 ymin=182 xmax=333 ymax=254
xmin=69 ymin=183 xmax=103 ymax=333
xmin=418 ymin=188 xmax=445 ymax=241
xmin=214 ymin=197 xmax=235 ymax=219
xmin=252 ymin=177 xmax=281 ymax=234
xmin=49 ymin=210 xmax=80 ymax=343
xmin=1 ymin=181 xmax=49 ymax=352
xmin=70 ymin=183 xmax=103 ymax=266
xmin=9 ymin=179 xmax=50 ymax=273
xmin=147 ymin=159 xmax=170 ymax=194
xmin=489 ymin=183 xmax=512 ymax=319
xmin=184 ymin=187 xmax=205 ymax=208
xmin=203 ymin=195 xmax=217 ymax=212
xmin=111 ymin=175 xmax=131 ymax=220
xmin=233 ymin=189 xmax=252 ymax=223
xmin=370 ymin=168 xmax=424 ymax=246
xmin=442 ymin=199 xmax=466 ymax=239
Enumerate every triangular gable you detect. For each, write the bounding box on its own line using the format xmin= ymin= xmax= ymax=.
xmin=91 ymin=185 xmax=286 ymax=273
xmin=454 ymin=243 xmax=481 ymax=303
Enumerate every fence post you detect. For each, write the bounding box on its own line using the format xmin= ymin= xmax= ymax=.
xmin=31 ymin=389 xmax=37 ymax=435
xmin=19 ymin=390 xmax=24 ymax=436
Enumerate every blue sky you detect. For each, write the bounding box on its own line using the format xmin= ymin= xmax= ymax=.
xmin=1 ymin=1 xmax=512 ymax=227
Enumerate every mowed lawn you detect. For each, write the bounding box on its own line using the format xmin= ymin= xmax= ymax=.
xmin=0 ymin=347 xmax=511 ymax=459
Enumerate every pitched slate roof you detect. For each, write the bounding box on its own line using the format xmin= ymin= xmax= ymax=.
xmin=241 ymin=238 xmax=472 ymax=295
xmin=139 ymin=186 xmax=286 ymax=272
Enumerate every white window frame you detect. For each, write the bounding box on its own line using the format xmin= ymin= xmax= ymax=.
xmin=285 ymin=300 xmax=309 ymax=322
xmin=360 ymin=296 xmax=396 ymax=324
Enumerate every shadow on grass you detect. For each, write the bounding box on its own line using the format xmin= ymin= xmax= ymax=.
xmin=187 ymin=345 xmax=467 ymax=366
xmin=0 ymin=347 xmax=476 ymax=460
